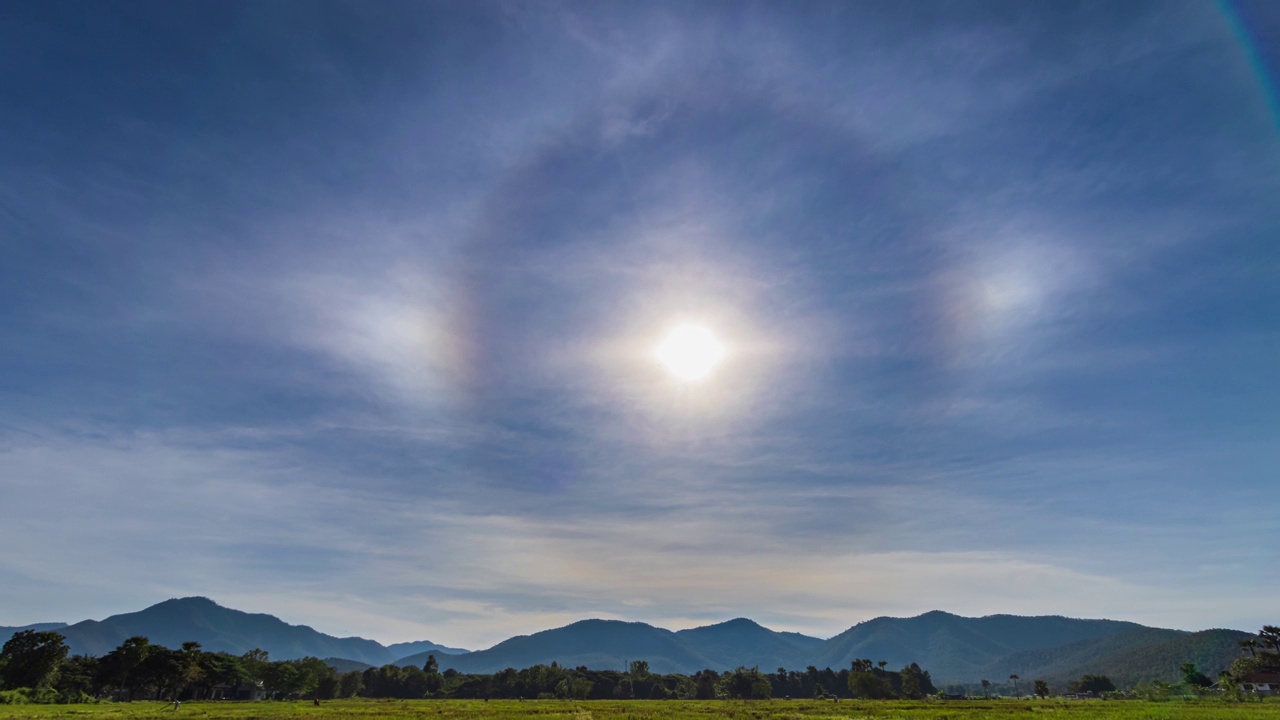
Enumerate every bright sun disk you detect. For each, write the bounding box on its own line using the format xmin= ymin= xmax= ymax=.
xmin=655 ymin=324 xmax=725 ymax=381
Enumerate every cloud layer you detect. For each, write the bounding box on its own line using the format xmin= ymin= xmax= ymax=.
xmin=2 ymin=0 xmax=1278 ymax=647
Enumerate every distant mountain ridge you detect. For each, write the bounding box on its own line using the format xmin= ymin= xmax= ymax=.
xmin=1 ymin=597 xmax=463 ymax=667
xmin=398 ymin=619 xmax=718 ymax=675
xmin=809 ymin=610 xmax=1150 ymax=681
xmin=0 ymin=622 xmax=69 ymax=637
xmin=2 ymin=598 xmax=1253 ymax=688
xmin=397 ymin=611 xmax=1248 ymax=687
xmin=387 ymin=640 xmax=468 ymax=658
xmin=674 ymin=618 xmax=817 ymax=671
xmin=991 ymin=627 xmax=1253 ymax=690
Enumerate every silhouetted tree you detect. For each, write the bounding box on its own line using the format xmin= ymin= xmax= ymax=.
xmin=900 ymin=665 xmax=922 ymax=699
xmin=694 ymin=670 xmax=718 ymax=699
xmin=0 ymin=630 xmax=68 ymax=691
xmin=1069 ymin=674 xmax=1115 ymax=694
xmin=720 ymin=666 xmax=770 ymax=699
xmin=338 ymin=670 xmax=363 ymax=698
xmin=97 ymin=636 xmax=152 ymax=699
xmin=53 ymin=655 xmax=99 ymax=699
xmin=849 ymin=665 xmax=892 ymax=699
xmin=1260 ymin=626 xmax=1280 ymax=654
xmin=1180 ymin=662 xmax=1211 ymax=688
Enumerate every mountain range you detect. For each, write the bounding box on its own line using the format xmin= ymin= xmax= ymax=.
xmin=2 ymin=597 xmax=1253 ymax=688
xmin=1 ymin=598 xmax=465 ymax=667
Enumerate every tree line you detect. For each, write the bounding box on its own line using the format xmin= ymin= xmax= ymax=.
xmin=2 ymin=625 xmax=1274 ymax=704
xmin=0 ymin=630 xmax=942 ymax=703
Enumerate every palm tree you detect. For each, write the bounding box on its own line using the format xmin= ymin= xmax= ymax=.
xmin=1261 ymin=626 xmax=1280 ymax=654
xmin=1009 ymin=674 xmax=1020 ymax=696
xmin=1240 ymin=639 xmax=1259 ymax=657
xmin=981 ymin=678 xmax=991 ymax=698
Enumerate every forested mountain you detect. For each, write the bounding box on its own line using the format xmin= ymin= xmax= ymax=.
xmin=674 ymin=618 xmax=819 ymax=671
xmin=4 ymin=598 xmax=1256 ymax=688
xmin=812 ymin=610 xmax=1148 ymax=682
xmin=5 ymin=597 xmax=458 ymax=666
xmin=0 ymin=623 xmax=67 ymax=637
xmin=967 ymin=627 xmax=1252 ymax=692
xmin=323 ymin=657 xmax=376 ymax=674
xmin=398 ymin=620 xmax=717 ymax=675
xmin=392 ymin=610 xmax=1242 ymax=686
xmin=778 ymin=631 xmax=826 ymax=650
xmin=1051 ymin=628 xmax=1252 ymax=690
xmin=387 ymin=640 xmax=467 ymax=658
xmin=396 ymin=617 xmax=825 ymax=675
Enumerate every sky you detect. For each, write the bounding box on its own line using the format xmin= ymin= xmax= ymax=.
xmin=1 ymin=0 xmax=1278 ymax=650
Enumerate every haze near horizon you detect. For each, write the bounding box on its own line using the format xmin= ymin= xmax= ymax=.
xmin=2 ymin=0 xmax=1278 ymax=649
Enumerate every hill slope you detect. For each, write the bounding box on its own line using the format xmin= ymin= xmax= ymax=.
xmin=813 ymin=610 xmax=1148 ymax=682
xmin=400 ymin=619 xmax=717 ymax=675
xmin=1063 ymin=628 xmax=1251 ymax=689
xmin=50 ymin=597 xmax=443 ymax=665
xmin=674 ymin=618 xmax=818 ymax=671
xmin=387 ymin=640 xmax=468 ymax=658
xmin=6 ymin=598 xmax=1254 ymax=690
xmin=323 ymin=657 xmax=376 ymax=673
xmin=1 ymin=622 xmax=69 ymax=642
xmin=977 ymin=626 xmax=1179 ymax=684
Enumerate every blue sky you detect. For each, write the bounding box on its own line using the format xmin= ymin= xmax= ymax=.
xmin=2 ymin=0 xmax=1277 ymax=649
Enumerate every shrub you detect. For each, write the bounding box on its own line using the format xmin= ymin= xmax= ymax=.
xmin=0 ymin=687 xmax=61 ymax=704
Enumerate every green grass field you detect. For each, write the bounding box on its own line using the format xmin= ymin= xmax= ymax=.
xmin=1 ymin=698 xmax=1277 ymax=720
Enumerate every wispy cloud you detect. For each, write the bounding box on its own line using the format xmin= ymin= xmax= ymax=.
xmin=1 ymin=0 xmax=1277 ymax=647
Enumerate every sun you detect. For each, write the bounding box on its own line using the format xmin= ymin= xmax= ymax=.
xmin=655 ymin=324 xmax=726 ymax=381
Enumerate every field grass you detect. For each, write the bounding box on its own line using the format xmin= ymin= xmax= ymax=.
xmin=1 ymin=698 xmax=1277 ymax=720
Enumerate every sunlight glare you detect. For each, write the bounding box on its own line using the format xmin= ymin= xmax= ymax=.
xmin=655 ymin=324 xmax=726 ymax=381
